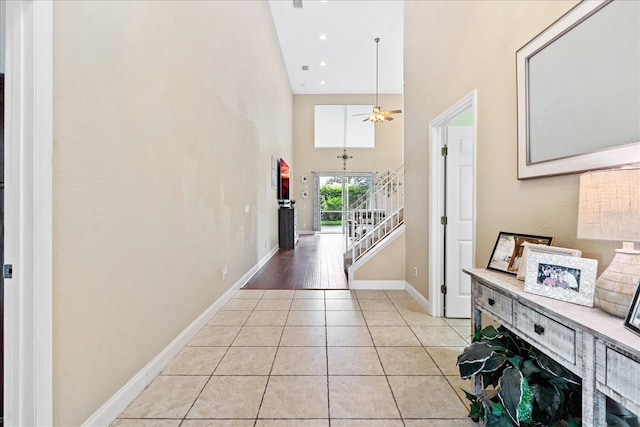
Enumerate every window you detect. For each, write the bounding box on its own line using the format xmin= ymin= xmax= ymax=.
xmin=314 ymin=105 xmax=375 ymax=148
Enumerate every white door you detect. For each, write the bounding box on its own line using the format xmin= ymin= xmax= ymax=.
xmin=444 ymin=125 xmax=473 ymax=318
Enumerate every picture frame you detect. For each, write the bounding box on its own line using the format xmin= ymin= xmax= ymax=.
xmin=524 ymin=252 xmax=597 ymax=307
xmin=516 ymin=0 xmax=640 ymax=179
xmin=516 ymin=243 xmax=582 ymax=281
xmin=624 ymin=281 xmax=640 ymax=336
xmin=487 ymin=232 xmax=554 ymax=275
xmin=271 ymin=156 xmax=277 ymax=189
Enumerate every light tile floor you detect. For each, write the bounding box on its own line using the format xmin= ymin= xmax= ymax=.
xmin=113 ymin=289 xmax=476 ymax=427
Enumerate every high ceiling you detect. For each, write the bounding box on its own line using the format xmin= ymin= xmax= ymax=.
xmin=268 ymin=0 xmax=404 ymax=95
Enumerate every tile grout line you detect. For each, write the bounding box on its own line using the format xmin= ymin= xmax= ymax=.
xmin=179 ymin=289 xmax=260 ymax=425
xmin=363 ymin=293 xmax=407 ymax=426
xmin=253 ymin=293 xmax=292 ymax=425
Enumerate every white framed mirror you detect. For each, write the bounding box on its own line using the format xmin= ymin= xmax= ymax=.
xmin=517 ymin=0 xmax=640 ymax=179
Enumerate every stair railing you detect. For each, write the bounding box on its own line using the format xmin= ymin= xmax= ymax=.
xmin=345 ymin=164 xmax=404 ymax=265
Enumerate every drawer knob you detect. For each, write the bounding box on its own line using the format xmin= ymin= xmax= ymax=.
xmin=488 ymin=298 xmax=495 ymax=306
xmin=534 ymin=324 xmax=545 ymax=335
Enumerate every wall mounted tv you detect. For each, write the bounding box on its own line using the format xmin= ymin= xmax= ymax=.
xmin=278 ymin=158 xmax=290 ymax=202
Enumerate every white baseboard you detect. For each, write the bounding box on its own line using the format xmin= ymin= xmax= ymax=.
xmin=82 ymin=247 xmax=279 ymax=426
xmin=404 ymin=281 xmax=433 ymax=316
xmin=298 ymin=229 xmax=316 ymax=235
xmin=349 ymin=280 xmax=406 ymax=290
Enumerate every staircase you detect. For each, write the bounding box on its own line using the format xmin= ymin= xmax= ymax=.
xmin=344 ymin=165 xmax=404 ymax=273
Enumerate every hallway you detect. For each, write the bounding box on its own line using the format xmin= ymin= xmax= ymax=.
xmin=112 ymin=289 xmax=474 ymax=426
xmin=244 ymin=234 xmax=349 ymax=290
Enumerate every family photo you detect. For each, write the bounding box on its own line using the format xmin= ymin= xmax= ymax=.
xmin=536 ymin=263 xmax=581 ymax=292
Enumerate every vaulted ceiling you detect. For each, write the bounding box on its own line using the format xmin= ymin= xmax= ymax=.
xmin=268 ymin=0 xmax=404 ymax=95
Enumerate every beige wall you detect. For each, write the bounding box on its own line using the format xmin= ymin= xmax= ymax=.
xmin=292 ymin=94 xmax=403 ymax=232
xmin=403 ymin=0 xmax=617 ymax=301
xmin=52 ymin=2 xmax=292 ymax=425
xmin=354 ymin=232 xmax=406 ymax=280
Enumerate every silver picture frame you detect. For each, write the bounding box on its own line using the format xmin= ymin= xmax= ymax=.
xmin=516 ymin=243 xmax=582 ymax=281
xmin=524 ymin=252 xmax=597 ymax=307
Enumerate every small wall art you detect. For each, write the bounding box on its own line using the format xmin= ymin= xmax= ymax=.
xmin=271 ymin=156 xmax=277 ymax=189
xmin=524 ymin=251 xmax=597 ymax=307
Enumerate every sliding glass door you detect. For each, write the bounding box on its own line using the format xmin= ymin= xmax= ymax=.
xmin=317 ymin=173 xmax=373 ymax=234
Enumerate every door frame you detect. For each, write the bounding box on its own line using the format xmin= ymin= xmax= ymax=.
xmin=4 ymin=1 xmax=53 ymax=425
xmin=428 ymin=90 xmax=477 ymax=317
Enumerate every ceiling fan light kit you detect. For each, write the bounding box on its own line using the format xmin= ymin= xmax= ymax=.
xmin=359 ymin=37 xmax=402 ymax=123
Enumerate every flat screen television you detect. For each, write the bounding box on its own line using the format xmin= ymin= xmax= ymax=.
xmin=278 ymin=158 xmax=290 ymax=202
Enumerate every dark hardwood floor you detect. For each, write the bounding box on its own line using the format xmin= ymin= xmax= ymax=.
xmin=243 ymin=234 xmax=349 ymax=289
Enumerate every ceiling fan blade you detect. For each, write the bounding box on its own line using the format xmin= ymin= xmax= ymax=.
xmin=386 ymin=110 xmax=402 ymax=114
xmin=385 ymin=116 xmax=394 ymax=121
xmin=353 ymin=113 xmax=370 ymax=116
xmin=363 ymin=117 xmax=371 ymax=122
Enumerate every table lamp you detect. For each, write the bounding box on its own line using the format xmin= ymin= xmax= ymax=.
xmin=577 ymin=167 xmax=640 ymax=317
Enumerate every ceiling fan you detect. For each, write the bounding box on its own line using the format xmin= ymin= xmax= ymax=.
xmin=355 ymin=37 xmax=402 ymax=123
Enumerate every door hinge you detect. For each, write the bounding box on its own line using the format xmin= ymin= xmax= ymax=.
xmin=441 ymin=146 xmax=448 ymax=156
xmin=440 ymin=216 xmax=447 ymax=225
xmin=440 ymin=284 xmax=447 ymax=295
xmin=3 ymin=264 xmax=13 ymax=279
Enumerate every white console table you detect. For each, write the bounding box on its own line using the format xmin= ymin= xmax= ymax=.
xmin=465 ymin=268 xmax=640 ymax=426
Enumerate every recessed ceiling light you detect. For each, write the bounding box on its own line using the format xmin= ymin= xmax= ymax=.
xmin=320 ymin=61 xmax=326 ymax=67
xmin=320 ymin=81 xmax=326 ymax=85
xmin=319 ymin=34 xmax=327 ymax=40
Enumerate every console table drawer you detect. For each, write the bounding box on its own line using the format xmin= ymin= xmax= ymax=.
xmin=476 ymin=281 xmax=513 ymax=324
xmin=599 ymin=345 xmax=640 ymax=409
xmin=515 ymin=302 xmax=576 ymax=365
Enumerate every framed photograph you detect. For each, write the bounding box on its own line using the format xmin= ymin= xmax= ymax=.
xmin=271 ymin=156 xmax=277 ymax=189
xmin=624 ymin=281 xmax=640 ymax=336
xmin=516 ymin=243 xmax=582 ymax=281
xmin=487 ymin=232 xmax=554 ymax=275
xmin=524 ymin=252 xmax=597 ymax=307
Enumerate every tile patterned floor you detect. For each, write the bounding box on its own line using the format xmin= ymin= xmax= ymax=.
xmin=113 ymin=289 xmax=475 ymax=427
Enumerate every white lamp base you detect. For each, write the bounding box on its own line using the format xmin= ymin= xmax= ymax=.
xmin=595 ymin=242 xmax=640 ymax=318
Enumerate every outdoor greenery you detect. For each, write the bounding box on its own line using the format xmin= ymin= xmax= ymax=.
xmin=319 ymin=177 xmax=370 ymax=222
xmin=457 ymin=325 xmax=582 ymax=427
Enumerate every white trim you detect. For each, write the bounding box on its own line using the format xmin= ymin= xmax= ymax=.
xmin=81 ymin=247 xmax=278 ymax=426
xmin=404 ymin=281 xmax=432 ymax=315
xmin=347 ymin=224 xmax=405 ymax=283
xmin=349 ymin=280 xmax=406 ymax=290
xmin=428 ymin=90 xmax=477 ymax=317
xmin=82 ymin=283 xmax=240 ymax=427
xmin=4 ymin=1 xmax=53 ymax=425
xmin=298 ymin=229 xmax=316 ymax=235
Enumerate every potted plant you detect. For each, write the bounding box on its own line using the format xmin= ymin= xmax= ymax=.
xmin=457 ymin=325 xmax=582 ymax=426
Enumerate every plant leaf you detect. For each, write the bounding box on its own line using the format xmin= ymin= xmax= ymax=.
xmin=521 ymin=359 xmax=541 ymax=376
xmin=498 ymin=366 xmax=523 ymax=425
xmin=507 ymin=355 xmax=523 ymax=369
xmin=482 ymin=325 xmax=501 ymax=339
xmin=457 ymin=342 xmax=494 ymax=379
xmin=483 ymin=353 xmax=507 ymax=373
xmin=537 ymin=353 xmax=581 ymax=385
xmin=530 ymin=383 xmax=562 ymax=419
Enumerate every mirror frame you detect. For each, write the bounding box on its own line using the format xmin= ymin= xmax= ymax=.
xmin=516 ymin=0 xmax=640 ymax=179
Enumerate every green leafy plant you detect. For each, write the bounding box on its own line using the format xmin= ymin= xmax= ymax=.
xmin=457 ymin=325 xmax=582 ymax=426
